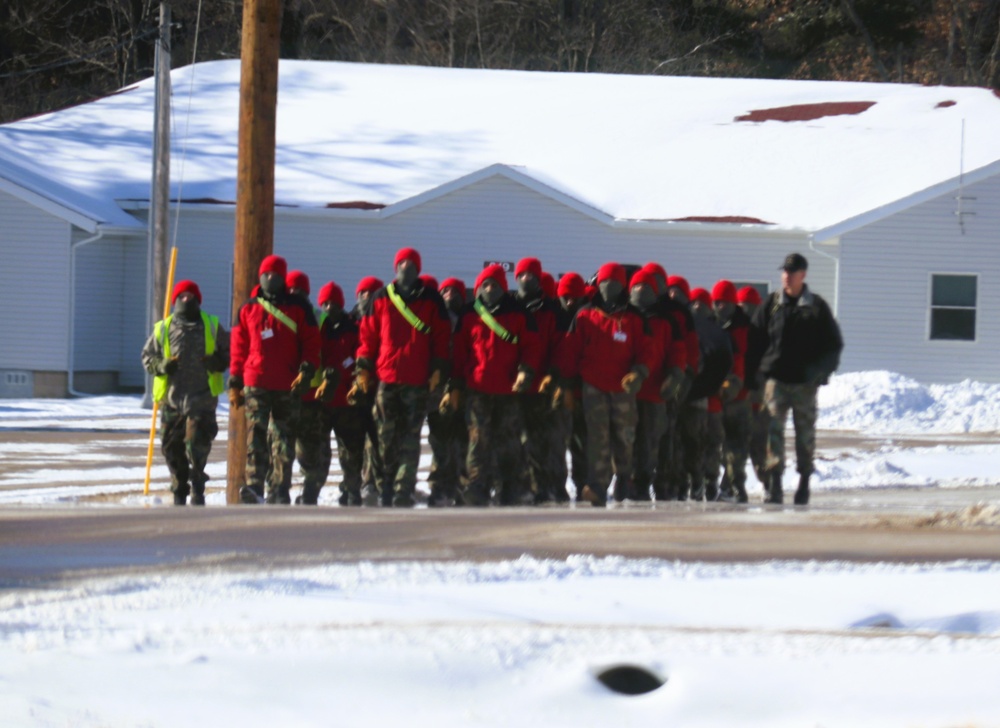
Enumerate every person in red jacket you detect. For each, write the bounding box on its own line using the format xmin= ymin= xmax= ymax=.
xmin=713 ymin=279 xmax=753 ymax=503
xmin=301 ymin=280 xmax=367 ymax=506
xmin=351 ymin=247 xmax=450 ymax=507
xmin=628 ymin=268 xmax=680 ymax=501
xmin=552 ymin=271 xmax=588 ymax=503
xmin=351 ymin=275 xmax=384 ymax=505
xmin=448 ymin=264 xmax=541 ymax=505
xmin=512 ymin=257 xmax=563 ymax=504
xmin=229 ymin=254 xmax=321 ymax=504
xmin=553 ymin=262 xmax=653 ymax=506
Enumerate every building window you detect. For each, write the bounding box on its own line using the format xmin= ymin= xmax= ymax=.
xmin=930 ymin=274 xmax=976 ymax=341
xmin=733 ymin=281 xmax=769 ymax=301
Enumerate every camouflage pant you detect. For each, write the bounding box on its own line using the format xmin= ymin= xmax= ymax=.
xmin=521 ymin=393 xmax=567 ymax=503
xmin=654 ymin=401 xmax=681 ymax=500
xmin=748 ymin=396 xmax=770 ymax=485
xmin=677 ymin=402 xmax=707 ymax=500
xmin=563 ymin=399 xmax=588 ymax=498
xmin=427 ymin=406 xmax=467 ymax=501
xmin=244 ymin=387 xmax=300 ymax=502
xmin=329 ymin=406 xmax=366 ymax=502
xmin=160 ymin=406 xmax=218 ymax=496
xmin=763 ymin=379 xmax=818 ymax=476
xmin=465 ymin=391 xmax=530 ymax=505
xmin=702 ymin=409 xmax=724 ymax=500
xmin=374 ymin=383 xmax=428 ymax=502
xmin=720 ymin=398 xmax=753 ymax=495
xmin=633 ymin=399 xmax=667 ymax=500
xmin=582 ymin=383 xmax=637 ymax=502
xmin=288 ymin=401 xmax=333 ymax=501
xmin=358 ymin=392 xmax=383 ymax=497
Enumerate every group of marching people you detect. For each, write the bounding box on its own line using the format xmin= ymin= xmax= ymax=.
xmin=142 ymin=246 xmax=842 ymax=508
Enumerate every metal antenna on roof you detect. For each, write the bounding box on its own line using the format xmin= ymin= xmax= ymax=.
xmin=954 ymin=118 xmax=976 ymax=235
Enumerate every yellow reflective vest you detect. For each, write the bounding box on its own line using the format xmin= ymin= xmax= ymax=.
xmin=152 ymin=312 xmax=224 ymax=403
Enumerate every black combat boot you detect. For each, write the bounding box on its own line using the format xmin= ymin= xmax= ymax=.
xmin=794 ymin=473 xmax=811 ymax=505
xmin=190 ymin=479 xmax=206 ymax=506
xmin=735 ymin=477 xmax=749 ymax=504
xmin=764 ymin=471 xmax=783 ymax=504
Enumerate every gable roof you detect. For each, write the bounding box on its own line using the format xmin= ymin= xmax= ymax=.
xmin=1 ymin=59 xmax=1000 ymax=233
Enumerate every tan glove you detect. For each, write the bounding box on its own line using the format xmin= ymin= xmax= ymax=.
xmin=428 ymin=369 xmax=442 ymax=392
xmin=227 ymin=387 xmax=244 ymax=409
xmin=315 ymin=379 xmax=334 ymax=403
xmin=439 ymin=389 xmax=462 ymax=414
xmin=660 ymin=366 xmax=685 ymax=402
xmin=551 ymin=386 xmax=575 ymax=412
xmin=621 ymin=371 xmax=643 ymax=395
xmin=511 ymin=370 xmax=531 ymax=394
xmin=719 ymin=374 xmax=743 ymax=403
xmin=537 ymin=374 xmax=554 ymax=394
xmin=346 ymin=369 xmax=373 ymax=406
xmin=290 ymin=371 xmax=310 ymax=398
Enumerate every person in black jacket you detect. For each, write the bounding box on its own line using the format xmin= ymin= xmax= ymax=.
xmin=750 ymin=253 xmax=843 ymax=505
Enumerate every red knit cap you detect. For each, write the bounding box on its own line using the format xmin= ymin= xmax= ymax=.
xmin=629 ymin=268 xmax=658 ymax=290
xmin=318 ymin=281 xmax=344 ymax=308
xmin=514 ymin=257 xmax=543 ymax=280
xmin=737 ymin=286 xmax=762 ymax=305
xmin=355 ymin=276 xmax=384 ymax=295
xmin=642 ymin=262 xmax=668 ymax=292
xmin=557 ymin=272 xmax=586 ymax=299
xmin=171 ymin=279 xmax=201 ymax=305
xmin=419 ymin=274 xmax=438 ymax=292
xmin=596 ymin=262 xmax=627 ymax=287
xmin=440 ymin=277 xmax=467 ymax=300
xmin=711 ymin=279 xmax=737 ymax=304
xmin=286 ymin=270 xmax=310 ymax=295
xmin=259 ymin=255 xmax=287 ymax=278
xmin=667 ymin=275 xmax=690 ymax=299
xmin=475 ymin=263 xmax=508 ymax=293
xmin=690 ymin=287 xmax=711 ymax=306
xmin=394 ymin=247 xmax=422 ymax=273
xmin=540 ymin=271 xmax=557 ymax=299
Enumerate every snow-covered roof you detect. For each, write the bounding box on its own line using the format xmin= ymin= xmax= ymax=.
xmin=2 ymin=59 xmax=1000 ymax=233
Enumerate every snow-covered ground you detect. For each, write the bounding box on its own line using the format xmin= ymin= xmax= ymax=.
xmin=2 ymin=371 xmax=1000 ymax=726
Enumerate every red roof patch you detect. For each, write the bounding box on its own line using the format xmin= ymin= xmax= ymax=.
xmin=936 ymin=100 xmax=957 ymax=108
xmin=325 ymin=201 xmax=385 ymax=210
xmin=735 ymin=101 xmax=875 ymax=123
xmin=669 ymin=215 xmax=774 ymax=225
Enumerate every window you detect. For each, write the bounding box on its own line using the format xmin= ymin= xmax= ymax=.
xmin=930 ymin=274 xmax=976 ymax=341
xmin=733 ymin=281 xmax=770 ymax=301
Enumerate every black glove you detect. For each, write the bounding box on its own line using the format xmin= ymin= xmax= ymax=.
xmin=228 ymin=375 xmax=244 ymax=392
xmin=202 ymin=350 xmax=228 ymax=373
xmin=162 ymin=357 xmax=179 ymax=376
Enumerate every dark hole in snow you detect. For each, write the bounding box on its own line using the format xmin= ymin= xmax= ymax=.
xmin=735 ymin=101 xmax=876 ymax=123
xmin=594 ymin=664 xmax=666 ymax=695
xmin=936 ymin=100 xmax=957 ymax=108
xmin=850 ymin=612 xmax=904 ymax=630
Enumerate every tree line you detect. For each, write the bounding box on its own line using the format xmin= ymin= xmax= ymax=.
xmin=2 ymin=0 xmax=999 ymax=124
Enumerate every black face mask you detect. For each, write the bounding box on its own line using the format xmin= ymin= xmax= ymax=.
xmin=259 ymin=273 xmax=284 ymax=297
xmin=629 ymin=286 xmax=656 ymax=310
xmin=479 ymin=285 xmax=504 ymax=308
xmin=517 ymin=276 xmax=540 ymax=299
xmin=357 ymin=294 xmax=373 ymax=316
xmin=174 ymin=297 xmax=200 ymax=320
xmin=322 ymin=302 xmax=343 ymax=321
xmin=395 ymin=264 xmax=418 ymax=291
xmin=598 ymin=280 xmax=624 ymax=308
xmin=443 ymin=293 xmax=463 ymax=314
xmin=714 ymin=301 xmax=735 ymax=323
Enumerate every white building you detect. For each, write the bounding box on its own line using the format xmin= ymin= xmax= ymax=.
xmin=1 ymin=60 xmax=999 ymax=396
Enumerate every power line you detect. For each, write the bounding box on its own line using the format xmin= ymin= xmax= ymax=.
xmin=0 ymin=25 xmax=165 ymax=80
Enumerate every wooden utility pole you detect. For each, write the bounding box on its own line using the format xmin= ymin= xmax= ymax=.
xmin=226 ymin=0 xmax=282 ymax=504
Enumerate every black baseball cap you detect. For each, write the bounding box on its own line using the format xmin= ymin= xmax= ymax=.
xmin=780 ymin=253 xmax=808 ymax=272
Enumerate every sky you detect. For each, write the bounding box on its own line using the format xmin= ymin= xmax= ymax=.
xmin=1 ymin=370 xmax=1000 ymax=726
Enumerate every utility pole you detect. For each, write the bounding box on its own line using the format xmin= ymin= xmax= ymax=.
xmin=226 ymin=0 xmax=282 ymax=504
xmin=142 ymin=2 xmax=172 ymax=409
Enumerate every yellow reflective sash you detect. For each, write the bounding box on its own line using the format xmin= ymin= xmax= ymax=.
xmin=152 ymin=312 xmax=224 ymax=402
xmin=257 ymin=297 xmax=298 ymax=334
xmin=474 ymin=300 xmax=518 ymax=344
xmin=386 ymin=283 xmax=429 ymax=334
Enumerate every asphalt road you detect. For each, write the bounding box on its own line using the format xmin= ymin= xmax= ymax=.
xmin=3 ymin=494 xmax=1000 ymax=586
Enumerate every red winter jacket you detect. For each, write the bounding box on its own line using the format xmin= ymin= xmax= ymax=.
xmin=722 ymin=306 xmax=751 ymax=403
xmin=452 ymin=296 xmax=542 ymax=394
xmin=519 ymin=296 xmax=558 ymax=394
xmin=637 ymin=313 xmax=679 ymax=403
xmin=554 ymin=304 xmax=654 ymax=393
xmin=357 ymin=282 xmax=450 ymax=385
xmin=657 ymin=296 xmax=697 ymax=374
xmin=230 ymin=292 xmax=321 ymax=391
xmin=317 ymin=313 xmax=360 ymax=409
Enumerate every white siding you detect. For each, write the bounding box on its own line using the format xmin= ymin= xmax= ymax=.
xmin=839 ymin=171 xmax=1000 ymax=382
xmin=0 ymin=190 xmax=71 ymax=370
xmin=120 ymin=237 xmax=149 ymax=386
xmin=72 ymin=232 xmax=125 ymax=371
